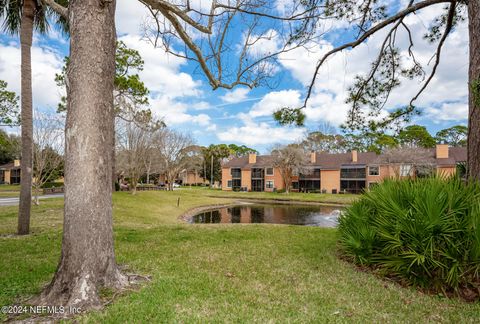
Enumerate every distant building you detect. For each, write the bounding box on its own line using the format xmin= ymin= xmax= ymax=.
xmin=178 ymin=169 xmax=206 ymax=185
xmin=221 ymin=145 xmax=466 ymax=194
xmin=0 ymin=160 xmax=21 ymax=184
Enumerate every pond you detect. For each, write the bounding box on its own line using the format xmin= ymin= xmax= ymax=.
xmin=190 ymin=203 xmax=343 ymax=227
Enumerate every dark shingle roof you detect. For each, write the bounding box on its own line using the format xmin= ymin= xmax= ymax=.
xmin=449 ymin=147 xmax=467 ymax=162
xmin=0 ymin=162 xmax=20 ymax=170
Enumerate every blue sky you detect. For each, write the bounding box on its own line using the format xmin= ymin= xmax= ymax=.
xmin=0 ymin=0 xmax=469 ymax=154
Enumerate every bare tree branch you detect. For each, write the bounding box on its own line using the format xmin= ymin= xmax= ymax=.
xmin=41 ymin=0 xmax=68 ymax=20
xmin=303 ymin=0 xmax=454 ymax=109
xmin=409 ymin=1 xmax=456 ymax=106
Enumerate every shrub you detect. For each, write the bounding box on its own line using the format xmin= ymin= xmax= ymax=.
xmin=338 ymin=177 xmax=480 ymax=294
xmin=41 ymin=182 xmax=64 ymax=189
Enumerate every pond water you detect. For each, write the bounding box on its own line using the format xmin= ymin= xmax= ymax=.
xmin=190 ymin=203 xmax=342 ymax=227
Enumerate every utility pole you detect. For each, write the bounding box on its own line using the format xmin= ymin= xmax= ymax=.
xmin=210 ymin=154 xmax=214 ymax=189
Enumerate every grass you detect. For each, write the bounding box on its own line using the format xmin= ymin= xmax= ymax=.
xmin=0 ymin=185 xmax=20 ymax=198
xmin=182 ymin=186 xmax=357 ymax=205
xmin=0 ymin=185 xmax=45 ymax=198
xmin=0 ymin=189 xmax=479 ymax=322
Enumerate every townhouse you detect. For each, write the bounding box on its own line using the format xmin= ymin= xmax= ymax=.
xmin=0 ymin=160 xmax=21 ymax=185
xmin=221 ymin=144 xmax=467 ymax=194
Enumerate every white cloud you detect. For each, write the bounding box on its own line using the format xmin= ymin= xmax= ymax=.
xmin=118 ymin=34 xmax=202 ymax=99
xmin=0 ymin=41 xmax=63 ymax=111
xmin=249 ymin=90 xmax=301 ymax=117
xmin=424 ymin=101 xmax=468 ymax=123
xmin=217 ymin=113 xmax=305 ymax=146
xmin=150 ymin=96 xmax=211 ymax=127
xmin=116 ymin=0 xmax=150 ymax=36
xmin=190 ymin=101 xmax=211 ymax=110
xmin=220 ymin=87 xmax=250 ymax=104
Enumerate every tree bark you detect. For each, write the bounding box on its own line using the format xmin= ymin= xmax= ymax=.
xmin=37 ymin=0 xmax=128 ymax=309
xmin=17 ymin=0 xmax=34 ymax=235
xmin=468 ymin=0 xmax=480 ymax=179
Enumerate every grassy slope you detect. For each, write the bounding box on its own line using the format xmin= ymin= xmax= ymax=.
xmin=0 ymin=190 xmax=478 ymax=322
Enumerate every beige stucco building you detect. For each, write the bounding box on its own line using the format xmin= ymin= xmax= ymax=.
xmin=221 ymin=145 xmax=466 ymax=194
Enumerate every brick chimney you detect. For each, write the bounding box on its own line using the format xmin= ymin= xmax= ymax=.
xmin=13 ymin=159 xmax=20 ymax=167
xmin=310 ymin=151 xmax=316 ymax=164
xmin=436 ymin=144 xmax=449 ymax=159
xmin=248 ymin=153 xmax=257 ymax=164
xmin=352 ymin=150 xmax=358 ymax=163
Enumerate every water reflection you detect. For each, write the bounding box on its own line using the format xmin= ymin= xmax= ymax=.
xmin=191 ymin=204 xmax=341 ymax=227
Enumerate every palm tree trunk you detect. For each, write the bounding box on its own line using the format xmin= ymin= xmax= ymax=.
xmin=467 ymin=0 xmax=480 ymax=179
xmin=36 ymin=0 xmax=127 ymax=309
xmin=17 ymin=0 xmax=35 ymax=235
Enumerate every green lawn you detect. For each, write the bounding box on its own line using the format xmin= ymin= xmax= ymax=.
xmin=182 ymin=186 xmax=357 ymax=205
xmin=0 ymin=190 xmax=478 ymax=322
xmin=0 ymin=185 xmax=20 ymax=198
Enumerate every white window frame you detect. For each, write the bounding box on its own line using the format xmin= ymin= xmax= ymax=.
xmin=266 ymin=180 xmax=274 ymax=189
xmin=265 ymin=167 xmax=274 ymax=176
xmin=368 ymin=165 xmax=380 ymax=176
xmin=400 ymin=164 xmax=413 ymax=177
xmin=227 ymin=180 xmax=232 ymax=188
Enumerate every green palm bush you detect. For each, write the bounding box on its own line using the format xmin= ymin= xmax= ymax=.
xmin=338 ymin=177 xmax=480 ymax=293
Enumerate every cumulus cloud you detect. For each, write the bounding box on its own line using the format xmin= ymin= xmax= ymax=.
xmin=0 ymin=41 xmax=63 ymax=111
xmin=424 ymin=101 xmax=468 ymax=123
xmin=249 ymin=90 xmax=301 ymax=118
xmin=217 ymin=113 xmax=305 ymax=146
xmin=220 ymin=87 xmax=250 ymax=104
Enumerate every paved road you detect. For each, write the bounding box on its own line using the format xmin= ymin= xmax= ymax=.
xmin=0 ymin=194 xmax=64 ymax=207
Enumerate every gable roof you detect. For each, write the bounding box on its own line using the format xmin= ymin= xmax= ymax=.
xmin=0 ymin=162 xmax=20 ymax=170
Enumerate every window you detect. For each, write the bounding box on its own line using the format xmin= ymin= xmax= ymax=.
xmin=10 ymin=169 xmax=20 ymax=184
xmin=300 ymin=168 xmax=320 ymax=179
xmin=251 ymin=179 xmax=264 ymax=192
xmin=232 ymin=179 xmax=242 ymax=191
xmin=227 ymin=180 xmax=232 ymax=188
xmin=266 ymin=180 xmax=274 ymax=189
xmin=400 ymin=164 xmax=412 ymax=177
xmin=340 ymin=168 xmax=366 ymax=179
xmin=341 ymin=180 xmax=366 ymax=194
xmin=231 ymin=168 xmax=241 ymax=178
xmin=368 ymin=166 xmax=379 ymax=176
xmin=265 ymin=167 xmax=274 ymax=176
xmin=251 ymin=168 xmax=264 ymax=179
xmin=299 ymin=180 xmax=320 ymax=192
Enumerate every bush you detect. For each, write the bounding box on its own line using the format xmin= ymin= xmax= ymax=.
xmin=41 ymin=182 xmax=64 ymax=189
xmin=338 ymin=177 xmax=480 ymax=294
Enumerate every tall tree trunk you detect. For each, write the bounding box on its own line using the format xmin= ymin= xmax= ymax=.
xmin=37 ymin=0 xmax=127 ymax=308
xmin=112 ymin=136 xmax=116 ymax=191
xmin=468 ymin=0 xmax=480 ymax=179
xmin=17 ymin=0 xmax=34 ymax=235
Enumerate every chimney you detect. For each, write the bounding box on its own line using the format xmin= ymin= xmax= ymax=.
xmin=248 ymin=153 xmax=257 ymax=164
xmin=436 ymin=144 xmax=449 ymax=159
xmin=352 ymin=150 xmax=358 ymax=163
xmin=13 ymin=159 xmax=20 ymax=167
xmin=310 ymin=151 xmax=316 ymax=164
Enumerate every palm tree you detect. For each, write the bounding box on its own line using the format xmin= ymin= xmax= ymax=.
xmin=0 ymin=0 xmax=67 ymax=235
